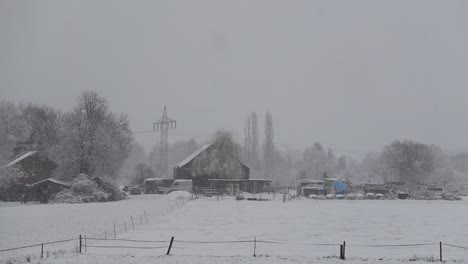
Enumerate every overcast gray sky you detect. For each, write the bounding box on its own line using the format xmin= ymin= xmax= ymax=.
xmin=1 ymin=0 xmax=468 ymax=156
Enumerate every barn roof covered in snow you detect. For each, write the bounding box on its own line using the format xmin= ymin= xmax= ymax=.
xmin=175 ymin=144 xmax=212 ymax=168
xmin=1 ymin=150 xmax=38 ymax=168
xmin=32 ymin=178 xmax=70 ymax=187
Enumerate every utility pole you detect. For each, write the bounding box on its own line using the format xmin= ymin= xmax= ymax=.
xmin=154 ymin=106 xmax=176 ymax=178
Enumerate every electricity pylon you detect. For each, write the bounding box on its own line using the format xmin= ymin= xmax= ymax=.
xmin=153 ymin=106 xmax=176 ymax=178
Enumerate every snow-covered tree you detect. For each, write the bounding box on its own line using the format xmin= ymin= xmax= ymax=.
xmin=57 ymin=91 xmax=133 ymax=180
xmin=0 ymin=101 xmax=29 ymax=161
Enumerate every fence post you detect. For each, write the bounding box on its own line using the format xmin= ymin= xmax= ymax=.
xmin=79 ymin=235 xmax=82 ymax=253
xmin=166 ymin=236 xmax=174 ymax=255
xmin=342 ymin=241 xmax=346 ymax=259
xmin=253 ymin=236 xmax=257 ymax=257
xmin=131 ymin=216 xmax=135 ymax=229
xmin=85 ymin=235 xmax=87 ymax=252
xmin=124 ymin=221 xmax=127 ymax=233
xmin=114 ymin=222 xmax=117 ymax=239
xmin=41 ymin=244 xmax=44 ymax=259
xmin=440 ymin=241 xmax=442 ymax=262
xmin=144 ymin=210 xmax=149 ymax=224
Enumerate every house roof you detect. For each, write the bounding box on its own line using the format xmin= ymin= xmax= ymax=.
xmin=175 ymin=144 xmax=212 ymax=168
xmin=32 ymin=178 xmax=70 ymax=187
xmin=1 ymin=150 xmax=38 ymax=168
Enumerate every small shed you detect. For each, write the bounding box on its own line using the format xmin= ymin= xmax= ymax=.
xmin=31 ymin=178 xmax=70 ymax=203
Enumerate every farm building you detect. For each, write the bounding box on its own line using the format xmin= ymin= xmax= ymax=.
xmin=205 ymin=179 xmax=272 ymax=195
xmin=31 ymin=178 xmax=70 ymax=203
xmin=1 ymin=150 xmax=57 ymax=184
xmin=173 ymin=144 xmax=250 ymax=189
xmin=1 ymin=150 xmax=57 ymax=201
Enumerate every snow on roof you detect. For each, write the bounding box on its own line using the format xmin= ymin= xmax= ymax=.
xmin=32 ymin=178 xmax=70 ymax=187
xmin=175 ymin=144 xmax=211 ymax=168
xmin=247 ymin=179 xmax=273 ymax=182
xmin=1 ymin=150 xmax=38 ymax=168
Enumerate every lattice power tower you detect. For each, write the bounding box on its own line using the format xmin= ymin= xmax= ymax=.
xmin=153 ymin=106 xmax=176 ymax=178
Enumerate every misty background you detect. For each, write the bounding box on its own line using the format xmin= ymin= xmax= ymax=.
xmin=1 ymin=1 xmax=468 ymax=187
xmin=1 ymin=0 xmax=468 ymax=155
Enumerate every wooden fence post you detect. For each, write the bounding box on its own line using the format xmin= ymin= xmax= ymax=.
xmin=440 ymin=242 xmax=442 ymax=262
xmin=166 ymin=236 xmax=174 ymax=255
xmin=124 ymin=221 xmax=127 ymax=233
xmin=144 ymin=210 xmax=149 ymax=224
xmin=342 ymin=241 xmax=346 ymax=260
xmin=41 ymin=244 xmax=44 ymax=258
xmin=253 ymin=236 xmax=257 ymax=257
xmin=131 ymin=216 xmax=135 ymax=229
xmin=340 ymin=245 xmax=343 ymax=259
xmin=79 ymin=235 xmax=82 ymax=253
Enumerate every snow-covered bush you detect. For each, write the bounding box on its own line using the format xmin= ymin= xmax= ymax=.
xmin=51 ymin=174 xmax=117 ymax=203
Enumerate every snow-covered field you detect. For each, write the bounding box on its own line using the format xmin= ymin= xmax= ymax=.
xmin=1 ymin=195 xmax=468 ymax=263
xmin=0 ymin=193 xmax=190 ymax=261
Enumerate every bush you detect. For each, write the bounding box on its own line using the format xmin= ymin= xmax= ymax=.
xmin=51 ymin=174 xmax=116 ymax=203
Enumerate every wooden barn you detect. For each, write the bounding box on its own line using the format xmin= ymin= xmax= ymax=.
xmin=1 ymin=150 xmax=57 ymax=184
xmin=172 ymin=144 xmax=250 ymax=189
xmin=31 ymin=178 xmax=70 ymax=203
xmin=1 ymin=150 xmax=57 ymax=201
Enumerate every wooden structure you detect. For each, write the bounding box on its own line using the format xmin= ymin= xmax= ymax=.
xmin=172 ymin=144 xmax=250 ymax=189
xmin=1 ymin=150 xmax=57 ymax=201
xmin=31 ymin=178 xmax=70 ymax=203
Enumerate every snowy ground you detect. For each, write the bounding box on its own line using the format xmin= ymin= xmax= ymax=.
xmin=1 ymin=194 xmax=467 ymax=263
xmin=0 ymin=193 xmax=190 ymax=261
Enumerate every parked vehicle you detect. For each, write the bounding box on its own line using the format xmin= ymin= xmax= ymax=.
xmin=164 ymin=180 xmax=193 ymax=194
xmin=129 ymin=186 xmax=142 ymax=195
xmin=144 ymin=178 xmax=175 ymax=194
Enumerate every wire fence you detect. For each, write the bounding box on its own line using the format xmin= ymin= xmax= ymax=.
xmin=2 ymin=234 xmax=467 ymax=261
xmin=0 ymin=195 xmax=191 ymax=260
xmin=1 ymin=194 xmax=467 ymax=262
xmin=76 ymin=236 xmax=468 ymax=261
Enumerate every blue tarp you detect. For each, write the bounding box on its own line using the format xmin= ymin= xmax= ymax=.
xmin=332 ymin=181 xmax=346 ymax=194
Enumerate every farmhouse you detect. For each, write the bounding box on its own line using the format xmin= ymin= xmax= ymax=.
xmin=173 ymin=144 xmax=250 ymax=189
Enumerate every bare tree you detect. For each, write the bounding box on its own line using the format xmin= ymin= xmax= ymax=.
xmin=263 ymin=111 xmax=275 ymax=179
xmin=243 ymin=112 xmax=259 ymax=176
xmin=302 ymin=142 xmax=335 ymax=179
xmin=381 ymin=140 xmax=434 ymax=190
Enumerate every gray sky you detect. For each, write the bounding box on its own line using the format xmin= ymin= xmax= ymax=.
xmin=1 ymin=0 xmax=468 ymax=156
